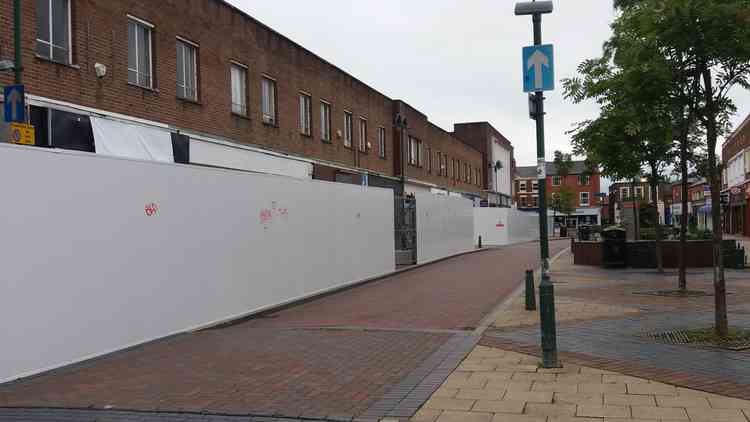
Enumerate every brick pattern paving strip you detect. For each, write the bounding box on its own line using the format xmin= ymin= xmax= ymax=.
xmin=0 ymin=240 xmax=571 ymax=422
xmin=411 ymin=345 xmax=750 ymax=422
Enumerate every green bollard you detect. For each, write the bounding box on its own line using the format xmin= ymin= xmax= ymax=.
xmin=539 ymin=273 xmax=559 ymax=368
xmin=525 ymin=270 xmax=536 ymax=311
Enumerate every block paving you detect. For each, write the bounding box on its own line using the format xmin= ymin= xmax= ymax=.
xmin=0 ymin=241 xmax=569 ymax=422
xmin=411 ymin=346 xmax=750 ymax=422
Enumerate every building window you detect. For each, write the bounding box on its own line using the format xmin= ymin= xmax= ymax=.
xmin=580 ymin=192 xmax=590 ymax=207
xmin=532 ymin=181 xmax=539 ymax=192
xmin=378 ymin=127 xmax=386 ymax=158
xmin=176 ymin=39 xmax=198 ymax=101
xmin=464 ymin=163 xmax=469 ymax=183
xmin=620 ymin=187 xmax=630 ymax=200
xmin=36 ymin=0 xmax=71 ymax=64
xmin=579 ymin=175 xmax=591 ymax=186
xmin=128 ymin=17 xmax=153 ymax=89
xmin=299 ymin=93 xmax=312 ymax=136
xmin=552 ymin=175 xmax=562 ymax=186
xmin=426 ymin=146 xmax=432 ymax=173
xmin=531 ymin=196 xmax=539 ymax=208
xmin=320 ymin=101 xmax=332 ymax=142
xmin=230 ymin=63 xmax=248 ymax=116
xmin=519 ymin=181 xmax=527 ymax=193
xmin=634 ymin=186 xmax=644 ymax=199
xmin=520 ymin=196 xmax=528 ymax=208
xmin=261 ymin=77 xmax=277 ymax=125
xmin=344 ymin=112 xmax=353 ymax=147
xmin=409 ymin=137 xmax=421 ymax=166
xmin=358 ymin=117 xmax=367 ymax=151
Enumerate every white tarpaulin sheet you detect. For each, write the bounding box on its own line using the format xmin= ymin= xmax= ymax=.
xmin=91 ymin=117 xmax=174 ymax=162
xmin=190 ymin=139 xmax=312 ymax=180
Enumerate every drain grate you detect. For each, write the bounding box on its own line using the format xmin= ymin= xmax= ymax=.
xmin=632 ymin=290 xmax=712 ymax=297
xmin=640 ymin=329 xmax=750 ymax=351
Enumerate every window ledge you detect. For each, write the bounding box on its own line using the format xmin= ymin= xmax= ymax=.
xmin=300 ymin=132 xmax=313 ymax=138
xmin=35 ymin=54 xmax=79 ymax=69
xmin=128 ymin=82 xmax=159 ymax=93
xmin=177 ymin=97 xmax=202 ymax=106
xmin=343 ymin=144 xmax=353 ymax=149
xmin=231 ymin=112 xmax=251 ymax=121
xmin=321 ymin=138 xmax=333 ymax=144
xmin=262 ymin=121 xmax=280 ymax=128
xmin=379 ymin=155 xmax=387 ymax=160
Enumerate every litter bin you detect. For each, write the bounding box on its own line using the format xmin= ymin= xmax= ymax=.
xmin=578 ymin=225 xmax=592 ymax=241
xmin=602 ymin=226 xmax=627 ymax=268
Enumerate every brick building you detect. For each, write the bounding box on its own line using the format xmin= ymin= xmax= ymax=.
xmin=609 ymin=180 xmax=674 ymax=239
xmin=514 ymin=161 xmax=602 ymax=227
xmin=722 ymin=113 xmax=750 ymax=237
xmin=453 ymin=122 xmax=515 ymax=207
xmin=671 ymin=178 xmax=712 ymax=230
xmin=0 ymin=0 xmax=488 ymax=198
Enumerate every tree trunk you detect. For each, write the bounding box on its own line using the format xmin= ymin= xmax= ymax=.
xmin=631 ymin=180 xmax=639 ymax=241
xmin=702 ymin=67 xmax=728 ymax=337
xmin=679 ymin=135 xmax=689 ymax=291
xmin=650 ymin=171 xmax=664 ymax=273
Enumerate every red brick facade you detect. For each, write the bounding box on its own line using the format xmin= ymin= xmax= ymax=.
xmin=0 ymin=0 xmax=484 ymax=194
xmin=515 ymin=171 xmax=601 ymax=210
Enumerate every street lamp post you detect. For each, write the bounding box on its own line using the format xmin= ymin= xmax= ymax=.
xmin=13 ymin=0 xmax=22 ymax=84
xmin=515 ymin=0 xmax=559 ymax=368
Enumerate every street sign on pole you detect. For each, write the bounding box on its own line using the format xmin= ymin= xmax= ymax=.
xmin=523 ymin=44 xmax=555 ymax=93
xmin=4 ymin=84 xmax=25 ymax=123
xmin=8 ymin=122 xmax=34 ymax=145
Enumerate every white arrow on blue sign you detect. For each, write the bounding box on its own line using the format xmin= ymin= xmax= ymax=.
xmin=522 ymin=44 xmax=554 ymax=93
xmin=4 ymin=85 xmax=25 ymax=123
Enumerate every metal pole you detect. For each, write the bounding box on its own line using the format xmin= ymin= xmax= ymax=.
xmin=532 ymin=11 xmax=559 ymax=369
xmin=14 ymin=0 xmax=22 ymax=84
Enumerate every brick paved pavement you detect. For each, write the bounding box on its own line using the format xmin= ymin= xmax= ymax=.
xmin=480 ymin=249 xmax=750 ymax=400
xmin=0 ymin=240 xmax=569 ymax=422
xmin=411 ymin=346 xmax=750 ymax=422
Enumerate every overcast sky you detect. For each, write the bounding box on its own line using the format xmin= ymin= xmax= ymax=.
xmin=227 ymin=0 xmax=750 ymax=171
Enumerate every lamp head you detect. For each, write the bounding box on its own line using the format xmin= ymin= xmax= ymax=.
xmin=514 ymin=1 xmax=553 ymax=15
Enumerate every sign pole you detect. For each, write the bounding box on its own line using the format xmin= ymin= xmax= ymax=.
xmin=14 ymin=0 xmax=22 ymax=84
xmin=517 ymin=0 xmax=559 ymax=369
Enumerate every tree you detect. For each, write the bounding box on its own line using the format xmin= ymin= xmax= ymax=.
xmin=553 ymin=151 xmax=575 ymax=233
xmin=568 ymin=0 xmax=750 ymax=337
xmin=616 ymin=0 xmax=750 ymax=337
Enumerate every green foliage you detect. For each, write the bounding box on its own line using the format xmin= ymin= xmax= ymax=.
xmin=553 ymin=151 xmax=574 ymax=180
xmin=548 ymin=185 xmax=576 ymax=216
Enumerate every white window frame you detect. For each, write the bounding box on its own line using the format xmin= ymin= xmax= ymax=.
xmin=552 ymin=175 xmax=562 ymax=186
xmin=343 ymin=111 xmax=353 ymax=147
xmin=580 ymin=191 xmax=590 ymax=207
xmin=127 ymin=15 xmax=154 ymax=89
xmin=176 ymin=37 xmax=198 ymax=101
xmin=409 ymin=137 xmax=420 ymax=166
xmin=299 ymin=92 xmax=312 ymax=136
xmin=261 ymin=76 xmax=277 ymax=125
xmin=36 ymin=0 xmax=73 ymax=64
xmin=634 ymin=186 xmax=644 ymax=199
xmin=520 ymin=196 xmax=528 ymax=208
xmin=230 ymin=61 xmax=248 ymax=116
xmin=320 ymin=100 xmax=332 ymax=142
xmin=358 ymin=116 xmax=367 ymax=152
xmin=579 ymin=174 xmax=591 ymax=186
xmin=519 ymin=181 xmax=527 ymax=193
xmin=620 ymin=187 xmax=630 ymax=200
xmin=378 ymin=127 xmax=386 ymax=158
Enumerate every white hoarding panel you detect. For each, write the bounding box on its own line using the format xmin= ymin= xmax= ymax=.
xmin=0 ymin=144 xmax=393 ymax=382
xmin=415 ymin=193 xmax=474 ymax=263
xmin=190 ymin=139 xmax=312 ymax=180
